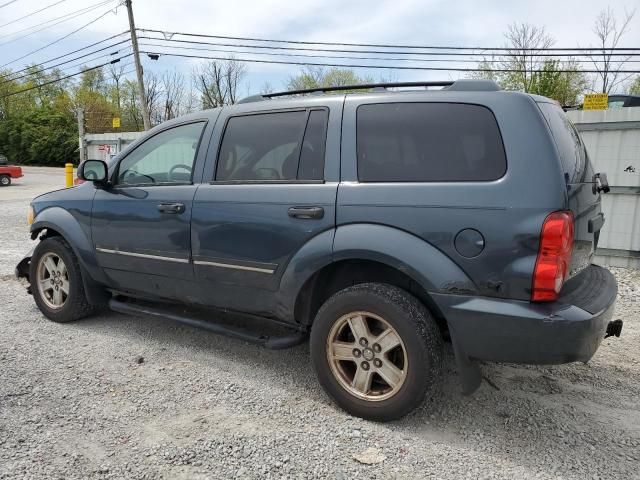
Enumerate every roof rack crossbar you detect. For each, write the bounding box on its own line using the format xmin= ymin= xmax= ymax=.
xmin=263 ymin=81 xmax=455 ymax=98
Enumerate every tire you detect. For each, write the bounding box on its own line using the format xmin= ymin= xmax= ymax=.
xmin=310 ymin=283 xmax=443 ymax=421
xmin=0 ymin=175 xmax=10 ymax=186
xmin=29 ymin=236 xmax=95 ymax=323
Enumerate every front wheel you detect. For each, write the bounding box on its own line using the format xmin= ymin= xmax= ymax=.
xmin=310 ymin=283 xmax=443 ymax=421
xmin=0 ymin=175 xmax=10 ymax=186
xmin=30 ymin=236 xmax=95 ymax=323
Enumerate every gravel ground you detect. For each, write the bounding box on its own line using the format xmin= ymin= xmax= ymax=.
xmin=1 ymin=168 xmax=639 ymax=479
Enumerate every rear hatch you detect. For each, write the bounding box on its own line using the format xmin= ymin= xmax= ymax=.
xmin=537 ymin=101 xmax=603 ymax=278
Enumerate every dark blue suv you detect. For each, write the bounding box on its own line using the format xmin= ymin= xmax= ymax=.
xmin=16 ymin=80 xmax=620 ymax=421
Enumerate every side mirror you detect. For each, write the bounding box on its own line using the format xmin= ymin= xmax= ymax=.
xmin=78 ymin=159 xmax=108 ymax=184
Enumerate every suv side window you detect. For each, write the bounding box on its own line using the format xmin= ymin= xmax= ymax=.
xmin=215 ymin=109 xmax=327 ymax=182
xmin=117 ymin=122 xmax=205 ymax=185
xmin=356 ymin=103 xmax=506 ymax=182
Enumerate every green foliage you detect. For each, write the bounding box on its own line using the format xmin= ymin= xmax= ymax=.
xmin=0 ymin=108 xmax=77 ymax=166
xmin=0 ymin=67 xmax=78 ymax=166
xmin=287 ymin=67 xmax=373 ymax=91
xmin=630 ymin=76 xmax=640 ymax=95
xmin=529 ymin=59 xmax=588 ymax=106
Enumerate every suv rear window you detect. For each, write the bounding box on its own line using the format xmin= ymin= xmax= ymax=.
xmin=357 ymin=103 xmax=506 ymax=182
xmin=538 ymin=102 xmax=593 ymax=183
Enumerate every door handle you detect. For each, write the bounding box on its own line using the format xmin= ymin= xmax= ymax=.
xmin=157 ymin=203 xmax=185 ymax=214
xmin=288 ymin=206 xmax=324 ymax=220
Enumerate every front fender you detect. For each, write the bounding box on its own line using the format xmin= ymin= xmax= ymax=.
xmin=31 ymin=206 xmax=108 ymax=287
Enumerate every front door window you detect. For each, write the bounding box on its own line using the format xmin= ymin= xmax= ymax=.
xmin=117 ymin=122 xmax=205 ymax=185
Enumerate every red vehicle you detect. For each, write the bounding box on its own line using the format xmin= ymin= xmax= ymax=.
xmin=0 ymin=165 xmax=23 ymax=186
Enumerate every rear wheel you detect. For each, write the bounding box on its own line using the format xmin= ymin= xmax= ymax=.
xmin=310 ymin=283 xmax=443 ymax=421
xmin=30 ymin=236 xmax=94 ymax=323
xmin=0 ymin=175 xmax=10 ymax=186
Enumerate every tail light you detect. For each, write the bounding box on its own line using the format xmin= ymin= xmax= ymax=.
xmin=531 ymin=211 xmax=574 ymax=302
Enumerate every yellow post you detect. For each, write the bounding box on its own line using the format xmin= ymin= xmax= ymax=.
xmin=65 ymin=163 xmax=74 ymax=188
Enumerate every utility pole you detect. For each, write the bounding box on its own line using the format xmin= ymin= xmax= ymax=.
xmin=125 ymin=0 xmax=150 ymax=130
xmin=77 ymin=108 xmax=86 ymax=163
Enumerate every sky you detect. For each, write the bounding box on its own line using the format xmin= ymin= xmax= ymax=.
xmin=1 ymin=0 xmax=639 ymax=96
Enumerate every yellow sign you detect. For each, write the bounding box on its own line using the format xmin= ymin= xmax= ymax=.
xmin=583 ymin=93 xmax=608 ymax=110
xmin=112 ymin=117 xmax=121 ymax=128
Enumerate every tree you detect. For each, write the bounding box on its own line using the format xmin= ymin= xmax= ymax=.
xmin=500 ymin=23 xmax=555 ymax=92
xmin=529 ymin=59 xmax=588 ymax=106
xmin=469 ymin=23 xmax=587 ymax=105
xmin=161 ymin=70 xmax=186 ymax=121
xmin=287 ymin=66 xmax=372 ymax=91
xmin=107 ymin=62 xmax=127 ymax=113
xmin=119 ymin=79 xmax=143 ymax=131
xmin=0 ymin=108 xmax=77 ymax=166
xmin=469 ymin=58 xmax=501 ymax=83
xmin=144 ymin=71 xmax=161 ymax=125
xmin=73 ymin=66 xmax=116 ymax=133
xmin=260 ymin=81 xmax=274 ymax=95
xmin=193 ymin=58 xmax=246 ymax=108
xmin=630 ymin=76 xmax=640 ymax=95
xmin=586 ymin=7 xmax=636 ymax=93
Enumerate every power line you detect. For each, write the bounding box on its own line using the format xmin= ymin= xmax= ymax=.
xmin=0 ymin=39 xmax=131 ymax=85
xmin=138 ymin=27 xmax=640 ymax=53
xmin=2 ymin=45 xmax=132 ymax=85
xmin=0 ymin=0 xmax=69 ymax=29
xmin=0 ymin=31 xmax=129 ymax=79
xmin=141 ymin=50 xmax=640 ymax=74
xmin=1 ymin=6 xmax=122 ymax=68
xmin=0 ymin=0 xmax=116 ymax=44
xmin=0 ymin=0 xmax=19 ymax=8
xmin=0 ymin=54 xmax=132 ymax=98
xmin=137 ymin=34 xmax=640 ymax=59
xmin=139 ymin=40 xmax=640 ymax=66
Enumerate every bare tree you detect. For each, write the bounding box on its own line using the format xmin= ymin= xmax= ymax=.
xmin=144 ymin=71 xmax=161 ymax=125
xmin=501 ymin=23 xmax=555 ymax=92
xmin=586 ymin=7 xmax=636 ymax=93
xmin=107 ymin=62 xmax=127 ymax=112
xmin=161 ymin=70 xmax=186 ymax=121
xmin=260 ymin=81 xmax=274 ymax=95
xmin=183 ymin=79 xmax=199 ymax=114
xmin=193 ymin=58 xmax=246 ymax=109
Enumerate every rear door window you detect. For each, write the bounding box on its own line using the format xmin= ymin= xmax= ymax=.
xmin=216 ymin=109 xmax=328 ymax=182
xmin=356 ymin=103 xmax=506 ymax=182
xmin=298 ymin=109 xmax=328 ymax=180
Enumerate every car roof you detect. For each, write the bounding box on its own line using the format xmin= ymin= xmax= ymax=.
xmin=236 ymin=79 xmax=502 ymax=105
xmin=162 ymin=79 xmax=555 ymax=126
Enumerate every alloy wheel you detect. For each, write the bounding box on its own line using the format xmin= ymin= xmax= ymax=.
xmin=326 ymin=311 xmax=408 ymax=401
xmin=36 ymin=252 xmax=69 ymax=310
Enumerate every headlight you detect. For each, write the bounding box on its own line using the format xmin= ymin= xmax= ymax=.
xmin=27 ymin=205 xmax=34 ymax=225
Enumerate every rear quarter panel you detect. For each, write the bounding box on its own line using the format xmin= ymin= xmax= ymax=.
xmin=338 ymin=91 xmax=566 ymax=300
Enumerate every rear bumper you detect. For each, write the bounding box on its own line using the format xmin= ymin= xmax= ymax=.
xmin=434 ymin=265 xmax=617 ymax=364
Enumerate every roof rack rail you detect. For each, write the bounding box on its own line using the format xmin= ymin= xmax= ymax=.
xmin=266 ymin=81 xmax=455 ymax=98
xmin=236 ymin=79 xmax=500 ymax=104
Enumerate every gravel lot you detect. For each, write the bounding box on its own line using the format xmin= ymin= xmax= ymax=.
xmin=1 ymin=168 xmax=639 ymax=479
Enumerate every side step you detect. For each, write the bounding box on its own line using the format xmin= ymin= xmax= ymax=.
xmin=108 ymin=298 xmax=307 ymax=350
